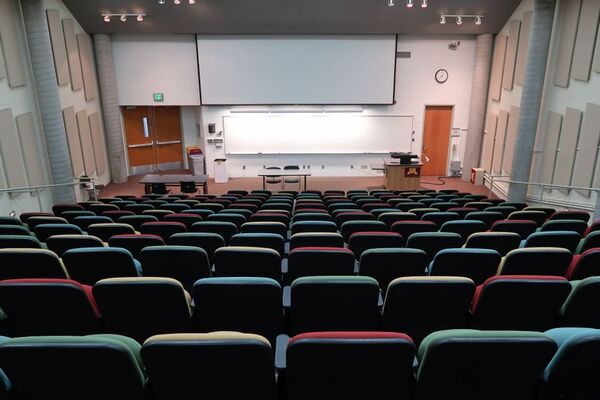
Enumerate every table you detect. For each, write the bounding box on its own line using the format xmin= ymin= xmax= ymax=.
xmin=258 ymin=170 xmax=312 ymax=190
xmin=139 ymin=174 xmax=209 ymax=194
xmin=382 ymin=161 xmax=423 ymax=191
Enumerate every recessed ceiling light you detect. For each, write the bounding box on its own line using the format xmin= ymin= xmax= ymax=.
xmin=406 ymin=0 xmax=413 ymax=7
xmin=189 ymin=0 xmax=196 ymax=3
xmin=388 ymin=0 xmax=395 ymax=6
xmin=120 ymin=14 xmax=127 ymax=22
xmin=475 ymin=16 xmax=482 ymax=25
xmin=440 ymin=15 xmax=446 ymax=24
xmin=137 ymin=14 xmax=144 ymax=21
xmin=103 ymin=15 xmax=110 ymax=22
xmin=158 ymin=0 xmax=165 ymax=4
xmin=421 ymin=0 xmax=427 ymax=8
xmin=174 ymin=0 xmax=181 ymax=4
xmin=456 ymin=16 xmax=462 ymax=25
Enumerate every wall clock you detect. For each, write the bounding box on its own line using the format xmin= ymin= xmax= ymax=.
xmin=435 ymin=69 xmax=449 ymax=84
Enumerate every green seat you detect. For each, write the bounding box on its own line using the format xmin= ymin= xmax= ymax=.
xmin=416 ymin=329 xmax=557 ymax=400
xmin=0 ymin=235 xmax=42 ymax=249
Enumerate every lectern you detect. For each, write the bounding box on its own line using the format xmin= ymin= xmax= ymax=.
xmin=384 ymin=160 xmax=422 ymax=191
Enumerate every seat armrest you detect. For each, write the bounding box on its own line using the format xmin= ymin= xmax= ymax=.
xmin=275 ymin=334 xmax=290 ymax=371
xmin=281 ymin=258 xmax=288 ymax=274
xmin=378 ymin=290 xmax=384 ymax=308
xmin=283 ymin=286 xmax=291 ymax=309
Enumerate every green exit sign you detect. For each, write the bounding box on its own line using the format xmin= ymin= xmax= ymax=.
xmin=153 ymin=93 xmax=164 ymax=102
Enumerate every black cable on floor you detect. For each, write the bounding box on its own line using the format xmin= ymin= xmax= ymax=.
xmin=420 ymin=176 xmax=455 ymax=186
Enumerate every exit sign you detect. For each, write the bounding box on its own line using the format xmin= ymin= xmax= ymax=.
xmin=153 ymin=93 xmax=164 ymax=102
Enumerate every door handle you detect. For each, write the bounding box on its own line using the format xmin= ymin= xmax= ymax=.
xmin=157 ymin=140 xmax=182 ymax=145
xmin=128 ymin=143 xmax=153 ymax=148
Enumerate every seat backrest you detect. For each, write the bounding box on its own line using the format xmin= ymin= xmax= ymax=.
xmin=72 ymin=216 xmax=113 ymax=231
xmin=168 ymin=232 xmax=225 ymax=264
xmin=382 ymin=277 xmax=475 ymax=344
xmin=439 ymin=220 xmax=488 ymax=240
xmin=33 ymin=223 xmax=83 ymax=242
xmin=192 ymin=277 xmax=283 ymax=345
xmin=289 ymin=232 xmax=344 ymax=250
xmin=471 ymin=275 xmax=572 ymax=331
xmin=406 ymin=232 xmax=464 ymax=258
xmin=86 ymin=223 xmax=136 ymax=242
xmin=286 ymin=332 xmax=415 ymax=400
xmin=359 ymin=248 xmax=429 ymax=292
xmin=287 ymin=247 xmax=356 ymax=283
xmin=0 ymin=278 xmax=99 ymax=336
xmin=429 ymin=249 xmax=501 ymax=285
xmin=523 ymin=231 xmax=581 ymax=252
xmin=421 ymin=212 xmax=460 ymax=226
xmin=560 ymin=277 xmax=600 ymax=328
xmin=390 ymin=220 xmax=437 ymax=238
xmin=339 ymin=220 xmax=386 ymax=241
xmin=416 ymin=329 xmax=557 ymax=400
xmin=541 ymin=219 xmax=588 ymax=235
xmin=213 ymin=246 xmax=282 ymax=283
xmin=499 ymin=247 xmax=573 ymax=276
xmin=190 ymin=221 xmax=238 ymax=243
xmin=141 ymin=332 xmax=276 ymax=400
xmin=565 ymin=249 xmax=600 ymax=280
xmin=107 ymin=234 xmax=165 ymax=258
xmin=290 ymin=276 xmax=380 ymax=335
xmin=62 ymin=247 xmax=140 ymax=285
xmin=549 ymin=211 xmax=591 ymax=223
xmin=139 ymin=245 xmax=211 ymax=291
xmin=0 ymin=224 xmax=32 ymax=236
xmin=542 ymin=328 xmax=600 ymax=400
xmin=347 ymin=232 xmax=404 ymax=258
xmin=93 ymin=277 xmax=191 ymax=343
xmin=578 ymin=231 xmax=600 ymax=253
xmin=290 ymin=221 xmax=337 ymax=235
xmin=26 ymin=216 xmax=68 ymax=230
xmin=240 ymin=221 xmax=287 ymax=237
xmin=464 ymin=232 xmax=522 ymax=256
xmin=464 ymin=211 xmax=505 ymax=229
xmin=0 ymin=249 xmax=68 ymax=280
xmin=0 ymin=335 xmax=146 ymax=400
xmin=46 ymin=234 xmax=104 ymax=257
xmin=0 ymin=235 xmax=43 ymax=249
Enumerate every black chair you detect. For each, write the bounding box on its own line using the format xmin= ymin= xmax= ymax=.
xmin=179 ymin=181 xmax=197 ymax=194
xmin=265 ymin=167 xmax=282 ymax=187
xmin=284 ymin=165 xmax=301 ymax=189
xmin=151 ymin=183 xmax=170 ymax=195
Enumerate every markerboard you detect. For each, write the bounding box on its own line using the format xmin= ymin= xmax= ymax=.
xmin=223 ymin=115 xmax=413 ymax=155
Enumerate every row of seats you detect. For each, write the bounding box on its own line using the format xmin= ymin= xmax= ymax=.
xmin=1 ymin=275 xmax=599 ymax=344
xmin=0 ymin=328 xmax=599 ymax=400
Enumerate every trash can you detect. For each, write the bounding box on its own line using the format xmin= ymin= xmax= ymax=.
xmin=471 ymin=168 xmax=485 ymax=185
xmin=188 ymin=154 xmax=205 ymax=176
xmin=214 ymin=158 xmax=229 ymax=183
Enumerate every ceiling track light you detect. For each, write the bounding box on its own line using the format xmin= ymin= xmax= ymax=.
xmin=174 ymin=0 xmax=181 ymax=4
xmin=158 ymin=0 xmax=165 ymax=4
xmin=421 ymin=0 xmax=427 ymax=8
xmin=439 ymin=14 xmax=484 ymax=26
xmin=388 ymin=0 xmax=395 ymax=6
xmin=101 ymin=13 xmax=147 ymax=22
xmin=406 ymin=0 xmax=413 ymax=8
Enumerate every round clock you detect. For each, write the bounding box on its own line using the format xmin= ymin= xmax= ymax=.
xmin=435 ymin=69 xmax=449 ymax=84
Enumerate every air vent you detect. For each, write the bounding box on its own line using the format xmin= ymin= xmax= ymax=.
xmin=396 ymin=51 xmax=411 ymax=58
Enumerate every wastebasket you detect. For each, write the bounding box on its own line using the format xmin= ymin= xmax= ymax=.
xmin=214 ymin=158 xmax=228 ymax=183
xmin=188 ymin=154 xmax=205 ymax=176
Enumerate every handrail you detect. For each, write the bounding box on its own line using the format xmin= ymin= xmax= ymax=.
xmin=0 ymin=178 xmax=97 ymax=212
xmin=484 ymin=174 xmax=599 ymax=208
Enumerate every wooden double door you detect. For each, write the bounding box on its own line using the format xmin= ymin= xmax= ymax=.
xmin=122 ymin=106 xmax=184 ymax=174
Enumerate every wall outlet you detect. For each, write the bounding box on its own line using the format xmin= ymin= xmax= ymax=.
xmin=207 ymin=138 xmax=214 ymax=143
xmin=350 ymin=165 xmax=354 ymax=169
xmin=242 ymin=165 xmax=246 ymax=170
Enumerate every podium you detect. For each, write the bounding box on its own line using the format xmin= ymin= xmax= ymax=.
xmin=384 ymin=160 xmax=422 ymax=191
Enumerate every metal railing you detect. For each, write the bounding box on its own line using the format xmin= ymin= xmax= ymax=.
xmin=485 ymin=174 xmax=600 ymax=209
xmin=0 ymin=178 xmax=97 ymax=212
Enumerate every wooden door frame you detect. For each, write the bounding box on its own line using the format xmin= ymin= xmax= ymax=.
xmin=121 ymin=106 xmax=186 ymax=176
xmin=421 ymin=104 xmax=455 ymax=177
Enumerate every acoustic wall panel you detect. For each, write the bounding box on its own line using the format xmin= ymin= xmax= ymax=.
xmin=540 ymin=111 xmax=563 ymax=184
xmin=77 ymin=33 xmax=96 ymax=101
xmin=503 ymin=20 xmax=521 ymax=91
xmin=0 ymin=38 xmax=6 ymax=80
xmin=493 ymin=110 xmax=510 ymax=174
xmin=515 ymin=11 xmax=533 ymax=86
xmin=490 ymin=35 xmax=508 ymax=102
xmin=554 ymin=0 xmax=582 ymax=87
xmin=571 ymin=0 xmax=600 ymax=82
xmin=503 ymin=106 xmax=521 ymax=174
xmin=46 ymin=9 xmax=69 ymax=86
xmin=481 ymin=113 xmax=498 ymax=172
xmin=62 ymin=106 xmax=85 ymax=177
xmin=554 ymin=107 xmax=583 ymax=186
xmin=88 ymin=112 xmax=107 ymax=176
xmin=62 ymin=18 xmax=83 ymax=91
xmin=15 ymin=112 xmax=45 ymax=187
xmin=572 ymin=103 xmax=600 ymax=191
xmin=0 ymin=0 xmax=26 ymax=88
xmin=75 ymin=109 xmax=96 ymax=176
xmin=0 ymin=109 xmax=28 ymax=188
xmin=595 ymin=24 xmax=600 ymax=73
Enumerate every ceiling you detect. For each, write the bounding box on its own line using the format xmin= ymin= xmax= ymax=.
xmin=62 ymin=0 xmax=522 ymax=35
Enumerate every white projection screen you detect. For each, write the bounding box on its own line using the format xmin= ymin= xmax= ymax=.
xmin=196 ymin=35 xmax=397 ymax=105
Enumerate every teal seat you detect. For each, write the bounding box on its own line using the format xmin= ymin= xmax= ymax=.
xmin=0 ymin=235 xmax=42 ymax=249
xmin=62 ymin=247 xmax=141 ymax=285
xmin=139 ymin=246 xmax=211 ymax=291
xmin=428 ymin=248 xmax=501 ymax=285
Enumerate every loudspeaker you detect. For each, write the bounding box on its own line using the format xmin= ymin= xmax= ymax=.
xmin=208 ymin=123 xmax=216 ymax=134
